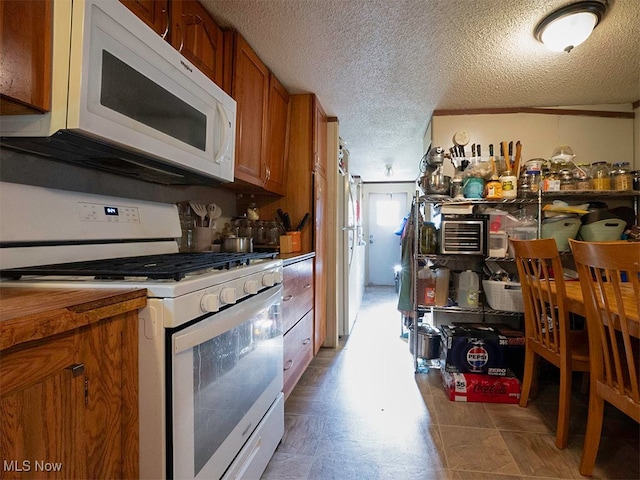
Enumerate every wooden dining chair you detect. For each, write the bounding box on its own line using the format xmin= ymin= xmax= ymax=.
xmin=568 ymin=239 xmax=640 ymax=476
xmin=511 ymin=238 xmax=590 ymax=449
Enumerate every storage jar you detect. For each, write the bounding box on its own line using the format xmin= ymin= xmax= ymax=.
xmin=420 ymin=222 xmax=437 ymax=254
xmin=417 ymin=266 xmax=436 ymax=306
xmin=559 ymin=169 xmax=576 ymax=190
xmin=591 ymin=161 xmax=611 ymax=190
xmin=611 ymin=162 xmax=632 ymax=191
xmin=573 ymin=163 xmax=592 ymax=190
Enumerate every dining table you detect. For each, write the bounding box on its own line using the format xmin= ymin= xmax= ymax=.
xmin=547 ymin=280 xmax=639 ymax=338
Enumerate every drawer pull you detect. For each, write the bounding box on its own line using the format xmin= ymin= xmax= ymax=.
xmin=302 ymin=338 xmax=311 ymax=345
xmin=283 ymin=359 xmax=294 ymax=371
xmin=283 ymin=295 xmax=293 ymax=301
xmin=303 ymin=284 xmax=312 ymax=289
xmin=66 ymin=363 xmax=85 ymax=377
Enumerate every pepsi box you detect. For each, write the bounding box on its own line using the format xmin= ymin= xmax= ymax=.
xmin=439 ymin=325 xmax=509 ymax=376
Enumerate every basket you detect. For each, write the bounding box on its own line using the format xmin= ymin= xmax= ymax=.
xmin=482 ymin=280 xmax=524 ymax=312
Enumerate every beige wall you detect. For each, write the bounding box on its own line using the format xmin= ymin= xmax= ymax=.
xmin=426 ymin=104 xmax=636 ymax=176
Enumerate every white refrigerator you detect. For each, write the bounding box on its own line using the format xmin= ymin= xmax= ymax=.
xmin=338 ymin=173 xmax=365 ymax=336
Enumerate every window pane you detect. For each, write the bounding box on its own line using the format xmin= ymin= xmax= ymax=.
xmin=376 ymin=199 xmax=400 ymax=226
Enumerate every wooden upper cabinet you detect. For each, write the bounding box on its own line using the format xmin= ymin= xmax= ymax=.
xmin=226 ymin=32 xmax=290 ymax=195
xmin=264 ymin=73 xmax=291 ymax=195
xmin=170 ymin=0 xmax=224 ymax=87
xmin=121 ymin=0 xmax=223 ymax=87
xmin=0 ymin=0 xmax=52 ymax=114
xmin=119 ymin=0 xmax=169 ymax=37
xmin=314 ymin=100 xmax=328 ymax=176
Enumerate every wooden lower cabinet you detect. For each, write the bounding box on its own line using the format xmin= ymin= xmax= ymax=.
xmin=0 ymin=310 xmax=139 ymax=479
xmin=282 ymin=257 xmax=314 ymax=398
xmin=283 ymin=310 xmax=314 ymax=399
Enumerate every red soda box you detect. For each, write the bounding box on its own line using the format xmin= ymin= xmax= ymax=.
xmin=441 ymin=369 xmax=521 ymax=403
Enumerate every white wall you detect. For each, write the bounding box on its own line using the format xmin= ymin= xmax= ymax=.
xmin=428 ymin=105 xmax=636 ymax=176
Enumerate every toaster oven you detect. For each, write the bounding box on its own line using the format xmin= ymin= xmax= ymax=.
xmin=440 ymin=215 xmax=488 ymax=255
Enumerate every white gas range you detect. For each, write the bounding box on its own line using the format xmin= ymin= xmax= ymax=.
xmin=0 ymin=182 xmax=284 ymax=480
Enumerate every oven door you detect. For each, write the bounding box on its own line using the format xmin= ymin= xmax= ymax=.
xmin=170 ymin=285 xmax=283 ymax=480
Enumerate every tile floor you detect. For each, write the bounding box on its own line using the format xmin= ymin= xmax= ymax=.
xmin=262 ymin=286 xmax=639 ymax=480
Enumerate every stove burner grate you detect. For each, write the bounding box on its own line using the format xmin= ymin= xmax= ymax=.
xmin=0 ymin=252 xmax=278 ymax=281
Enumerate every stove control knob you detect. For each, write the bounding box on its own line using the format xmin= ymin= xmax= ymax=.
xmin=200 ymin=293 xmax=220 ymax=313
xmin=273 ymin=271 xmax=283 ymax=284
xmin=244 ymin=280 xmax=259 ymax=295
xmin=262 ymin=273 xmax=275 ymax=287
xmin=220 ymin=287 xmax=237 ymax=305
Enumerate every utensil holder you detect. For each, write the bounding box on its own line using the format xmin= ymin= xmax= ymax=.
xmin=286 ymin=231 xmax=301 ymax=252
xmin=192 ymin=227 xmax=212 ymax=252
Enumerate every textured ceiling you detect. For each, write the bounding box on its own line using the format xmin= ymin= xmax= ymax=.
xmin=201 ymin=0 xmax=640 ymax=182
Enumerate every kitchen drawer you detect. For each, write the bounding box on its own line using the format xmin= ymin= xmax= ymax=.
xmin=282 ymin=258 xmax=314 ymax=334
xmin=283 ymin=309 xmax=313 ymax=399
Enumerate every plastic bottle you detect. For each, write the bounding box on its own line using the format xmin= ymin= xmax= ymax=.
xmin=434 ymin=267 xmax=451 ymax=306
xmin=456 ymin=270 xmax=479 ymax=309
xmin=417 ymin=266 xmax=436 ymax=306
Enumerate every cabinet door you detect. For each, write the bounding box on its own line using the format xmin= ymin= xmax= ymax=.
xmin=80 ymin=312 xmax=139 ymax=479
xmin=314 ymin=172 xmax=328 ymax=353
xmin=0 ymin=332 xmax=86 ymax=479
xmin=170 ymin=0 xmax=224 ymax=86
xmin=0 ymin=0 xmax=52 ymax=114
xmin=231 ymin=34 xmax=269 ymax=187
xmin=264 ymin=74 xmax=291 ymax=195
xmin=313 ymin=100 xmax=328 ymax=176
xmin=120 ymin=0 xmax=168 ymax=37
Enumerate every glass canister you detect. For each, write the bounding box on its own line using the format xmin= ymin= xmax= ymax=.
xmin=591 ymin=161 xmax=611 ymax=190
xmin=420 ymin=222 xmax=437 ymax=254
xmin=559 ymin=169 xmax=576 ymax=190
xmin=611 ymin=162 xmax=632 ymax=191
xmin=573 ymin=163 xmax=592 ymax=190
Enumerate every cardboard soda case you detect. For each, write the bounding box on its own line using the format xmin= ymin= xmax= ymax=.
xmin=440 ymin=324 xmax=509 ymax=376
xmin=441 ymin=369 xmax=521 ymax=403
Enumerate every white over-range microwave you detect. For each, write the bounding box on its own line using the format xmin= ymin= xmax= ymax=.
xmin=0 ymin=0 xmax=236 ymax=185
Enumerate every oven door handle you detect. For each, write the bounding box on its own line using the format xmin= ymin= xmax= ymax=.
xmin=173 ymin=286 xmax=282 ymax=354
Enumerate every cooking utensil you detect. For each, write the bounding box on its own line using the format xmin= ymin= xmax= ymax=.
xmin=189 ymin=202 xmax=207 ymax=227
xmin=206 ymin=203 xmax=222 ymax=228
xmin=514 ymin=140 xmax=522 ymax=176
xmin=284 ymin=213 xmax=293 ymax=231
xmin=223 ymin=236 xmax=252 ymax=253
xmin=419 ymin=171 xmax=451 ymax=195
xmin=295 ymin=213 xmax=310 ymax=231
xmin=502 ymin=141 xmax=510 ymax=172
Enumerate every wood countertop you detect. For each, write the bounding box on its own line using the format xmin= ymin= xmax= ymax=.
xmin=0 ymin=287 xmax=147 ymax=351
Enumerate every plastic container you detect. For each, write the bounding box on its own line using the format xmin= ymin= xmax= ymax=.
xmin=500 ymin=172 xmax=518 ymax=198
xmin=578 ymin=218 xmax=626 ymax=242
xmin=489 ymin=233 xmax=509 ymax=257
xmin=463 ymin=177 xmax=484 ymax=199
xmin=434 ymin=267 xmax=451 ymax=306
xmin=540 ymin=216 xmax=581 ymax=252
xmin=456 ymin=270 xmax=479 ymax=309
xmin=418 ymin=266 xmax=437 ymax=306
xmin=591 ymin=161 xmax=611 ymax=190
xmin=485 ymin=178 xmax=503 ymax=199
xmin=482 ymin=280 xmax=524 ymax=312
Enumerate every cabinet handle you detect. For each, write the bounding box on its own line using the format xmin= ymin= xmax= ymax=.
xmin=302 ymin=338 xmax=311 ymax=345
xmin=66 ymin=363 xmax=85 ymax=377
xmin=160 ymin=8 xmax=169 ymax=39
xmin=283 ymin=295 xmax=293 ymax=301
xmin=303 ymin=284 xmax=312 ymax=289
xmin=283 ymin=359 xmax=294 ymax=371
xmin=175 ymin=23 xmax=184 ymax=52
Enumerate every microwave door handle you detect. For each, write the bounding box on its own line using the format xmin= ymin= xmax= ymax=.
xmin=214 ymin=103 xmax=231 ymax=164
